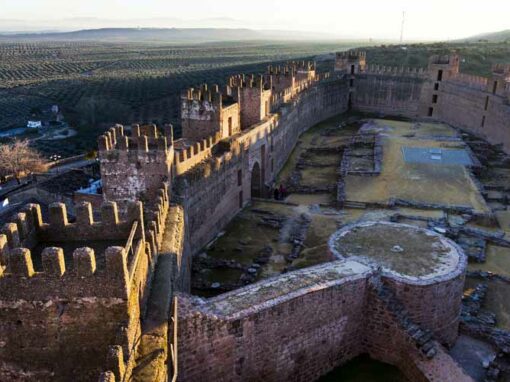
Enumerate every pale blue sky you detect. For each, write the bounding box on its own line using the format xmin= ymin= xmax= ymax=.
xmin=1 ymin=0 xmax=509 ymax=40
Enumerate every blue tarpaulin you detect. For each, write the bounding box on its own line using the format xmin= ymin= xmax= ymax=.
xmin=402 ymin=147 xmax=473 ymax=166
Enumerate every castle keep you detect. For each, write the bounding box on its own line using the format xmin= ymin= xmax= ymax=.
xmin=0 ymin=51 xmax=509 ymax=381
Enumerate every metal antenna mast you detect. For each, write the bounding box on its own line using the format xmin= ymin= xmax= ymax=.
xmin=400 ymin=11 xmax=406 ymax=43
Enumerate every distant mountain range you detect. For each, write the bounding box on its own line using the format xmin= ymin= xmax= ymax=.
xmin=463 ymin=29 xmax=510 ymax=42
xmin=0 ymin=27 xmax=348 ymax=43
xmin=1 ymin=24 xmax=509 ymax=44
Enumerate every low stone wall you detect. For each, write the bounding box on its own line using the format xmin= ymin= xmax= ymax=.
xmin=177 ymin=261 xmax=370 ymax=382
xmin=176 ymin=257 xmax=471 ymax=382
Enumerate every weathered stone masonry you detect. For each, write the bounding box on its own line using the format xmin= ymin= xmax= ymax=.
xmin=177 ymin=223 xmax=471 ymax=382
xmin=1 ymin=51 xmax=507 ymax=381
xmin=0 ymin=183 xmax=171 ymax=381
xmin=174 ymin=75 xmax=349 ymax=255
xmin=339 ymin=52 xmax=510 ymax=152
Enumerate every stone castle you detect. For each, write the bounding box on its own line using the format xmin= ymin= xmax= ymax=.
xmin=0 ymin=51 xmax=509 ymax=381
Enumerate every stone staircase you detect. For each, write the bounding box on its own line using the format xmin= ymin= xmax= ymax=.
xmin=368 ymin=275 xmax=438 ymax=359
xmin=368 ymin=275 xmax=474 ymax=382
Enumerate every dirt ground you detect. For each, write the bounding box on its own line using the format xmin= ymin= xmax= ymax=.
xmin=344 ymin=120 xmax=489 ymax=213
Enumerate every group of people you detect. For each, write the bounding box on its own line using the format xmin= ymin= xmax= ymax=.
xmin=273 ymin=184 xmax=287 ymax=200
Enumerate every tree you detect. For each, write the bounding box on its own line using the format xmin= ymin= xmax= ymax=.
xmin=0 ymin=140 xmax=47 ymax=184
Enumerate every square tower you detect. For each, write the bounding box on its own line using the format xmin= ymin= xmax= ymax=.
xmin=98 ymin=124 xmax=174 ymax=209
xmin=427 ymin=54 xmax=460 ymax=82
xmin=228 ymin=74 xmax=272 ymax=130
xmin=181 ymin=84 xmax=241 ymax=141
xmin=487 ymin=64 xmax=510 ymax=97
xmin=335 ymin=51 xmax=367 ymax=74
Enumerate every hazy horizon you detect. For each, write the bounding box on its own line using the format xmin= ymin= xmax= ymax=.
xmin=1 ymin=0 xmax=509 ymax=41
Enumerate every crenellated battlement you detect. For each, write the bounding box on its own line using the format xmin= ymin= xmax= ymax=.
xmin=181 ymin=83 xmax=223 ymax=103
xmin=173 ymin=133 xmax=222 ymax=175
xmin=336 ymin=51 xmax=367 ymax=60
xmin=0 ymin=245 xmax=132 ymax=300
xmin=140 ymin=182 xmax=170 ymax=261
xmin=266 ymin=60 xmax=315 ymax=76
xmin=492 ymin=63 xmax=510 ymax=76
xmin=0 ymin=201 xmax=143 ymax=255
xmin=335 ymin=50 xmax=367 ymax=74
xmin=449 ymin=72 xmax=489 ymax=90
xmin=0 ymin=198 xmax=148 ymax=302
xmin=264 ymin=62 xmax=318 ymax=109
xmin=428 ymin=54 xmax=460 ymax=67
xmin=98 ymin=123 xmax=173 ymax=158
xmin=177 ymin=139 xmax=245 ymax=188
xmin=0 ymin=180 xmax=170 ymax=295
xmin=364 ymin=64 xmax=426 ymax=77
xmin=228 ymin=74 xmax=269 ymax=90
xmin=181 ymin=83 xmax=241 ymax=141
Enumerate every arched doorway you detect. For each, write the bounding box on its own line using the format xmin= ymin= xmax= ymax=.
xmin=251 ymin=162 xmax=261 ymax=198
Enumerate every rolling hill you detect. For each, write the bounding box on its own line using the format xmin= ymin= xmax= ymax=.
xmin=0 ymin=27 xmax=341 ymax=43
xmin=463 ymin=29 xmax=510 ymax=42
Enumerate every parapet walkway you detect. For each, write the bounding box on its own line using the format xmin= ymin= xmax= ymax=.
xmin=132 ymin=206 xmax=184 ymax=382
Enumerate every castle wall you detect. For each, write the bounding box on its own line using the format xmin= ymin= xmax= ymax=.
xmin=177 ymin=263 xmax=370 ymax=382
xmin=176 ymin=260 xmax=471 ymax=382
xmin=0 ymin=186 xmax=170 ymax=381
xmin=342 ymin=52 xmax=510 ymax=153
xmin=352 ymin=71 xmax=425 ymax=118
xmin=430 ymin=80 xmax=510 ymax=152
xmin=173 ymin=147 xmax=249 ymax=256
xmin=220 ymin=103 xmax=241 ymax=138
xmin=174 ymin=78 xmax=349 ymax=255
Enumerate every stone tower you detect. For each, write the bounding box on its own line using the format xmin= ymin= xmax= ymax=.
xmin=427 ymin=54 xmax=460 ymax=82
xmin=335 ymin=51 xmax=367 ymax=74
xmin=98 ymin=124 xmax=174 ymax=210
xmin=181 ymin=84 xmax=241 ymax=141
xmin=487 ymin=63 xmax=510 ymax=98
xmin=228 ymin=74 xmax=272 ymax=130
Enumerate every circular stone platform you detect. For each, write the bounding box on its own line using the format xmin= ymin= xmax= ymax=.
xmin=328 ymin=221 xmax=465 ymax=282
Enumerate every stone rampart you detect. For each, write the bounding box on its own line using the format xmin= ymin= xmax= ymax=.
xmin=0 ymin=181 xmax=170 ymax=381
xmin=176 ymin=252 xmax=471 ymax=382
xmin=174 ymin=77 xmax=349 ymax=254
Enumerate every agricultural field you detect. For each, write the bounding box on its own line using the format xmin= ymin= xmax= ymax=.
xmin=0 ymin=40 xmax=354 ymax=157
xmin=364 ymin=41 xmax=510 ymax=76
xmin=0 ymin=39 xmax=508 ymax=158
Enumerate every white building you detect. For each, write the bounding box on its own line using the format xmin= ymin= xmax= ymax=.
xmin=27 ymin=120 xmax=42 ymax=129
